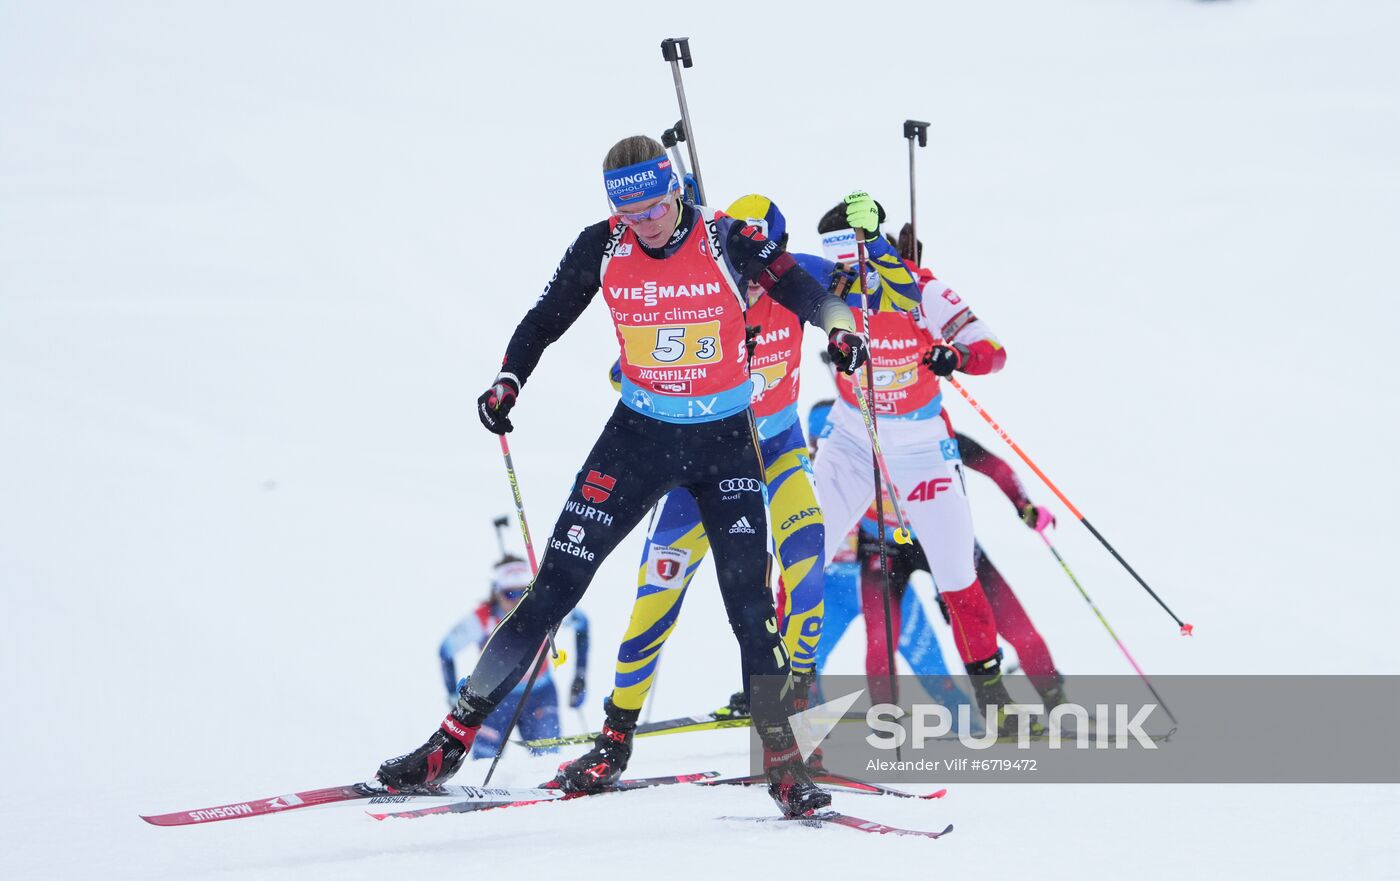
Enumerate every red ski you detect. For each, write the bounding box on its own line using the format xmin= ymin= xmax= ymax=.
xmin=141 ymin=782 xmax=566 ymax=827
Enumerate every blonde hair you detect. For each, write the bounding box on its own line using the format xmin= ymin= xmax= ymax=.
xmin=604 ymin=135 xmax=666 ymax=172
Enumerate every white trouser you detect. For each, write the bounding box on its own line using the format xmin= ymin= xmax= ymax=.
xmin=815 ymin=402 xmax=976 ymax=592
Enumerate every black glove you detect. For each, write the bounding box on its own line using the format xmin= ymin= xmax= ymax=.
xmin=476 ymin=377 xmax=519 ymax=434
xmin=745 ymin=324 xmax=761 ymax=360
xmin=922 ymin=343 xmax=969 ymax=377
xmin=568 ymin=674 xmax=587 ymax=709
xmin=827 ymin=328 xmax=869 ymax=375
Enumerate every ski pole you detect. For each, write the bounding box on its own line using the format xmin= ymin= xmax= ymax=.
xmin=491 ymin=514 xmax=510 ymax=558
xmin=903 ymin=120 xmax=929 ymax=265
xmin=849 ymin=236 xmax=915 ymax=547
xmin=840 ymin=359 xmax=916 ymax=544
xmin=817 ymin=354 xmax=918 ymax=552
xmin=659 ymin=37 xmax=706 ymax=205
xmin=1037 ymin=533 xmax=1179 ymax=725
xmin=482 ymin=436 xmax=562 ymax=785
xmin=826 ymin=344 xmax=951 ymax=619
xmin=481 ymin=637 xmax=554 ymax=785
xmin=855 ymin=230 xmax=903 ymax=717
xmin=498 ymin=434 xmax=561 ymax=661
xmin=942 ymin=377 xmax=1194 ymax=636
xmin=499 ymin=436 xmax=540 ymax=576
xmin=641 ymin=662 xmax=661 ymax=724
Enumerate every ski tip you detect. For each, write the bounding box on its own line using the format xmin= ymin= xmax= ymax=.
xmin=1180 ymin=622 xmax=1195 ymax=637
xmin=922 ymin=788 xmax=949 ymax=800
xmin=139 ymin=812 xmax=209 ymax=827
xmin=366 ymin=812 xmax=390 ymax=821
xmin=939 ymin=823 xmax=954 ymax=837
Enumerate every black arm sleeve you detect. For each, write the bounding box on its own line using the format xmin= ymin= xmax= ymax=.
xmin=499 ymin=221 xmax=611 ymax=387
xmin=955 ymin=431 xmax=990 ymax=471
xmin=721 ymin=218 xmax=853 ymax=334
xmin=955 ymin=432 xmax=1031 ymax=510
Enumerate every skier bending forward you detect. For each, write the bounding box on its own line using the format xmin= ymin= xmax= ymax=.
xmin=374 ymin=136 xmax=867 ymax=818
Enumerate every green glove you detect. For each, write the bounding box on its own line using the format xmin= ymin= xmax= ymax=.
xmin=843 ymin=190 xmax=880 ymax=235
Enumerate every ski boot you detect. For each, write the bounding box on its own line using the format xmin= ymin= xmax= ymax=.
xmin=785 ymin=673 xmax=826 ymax=772
xmin=551 ymin=698 xmax=639 ymax=793
xmin=764 ymin=743 xmax=832 ymax=817
xmin=1034 ymin=672 xmax=1069 ymax=711
xmin=713 ymin=688 xmax=750 ymax=719
xmin=1033 ymin=672 xmax=1074 ymax=738
xmin=376 ymin=705 xmax=480 ymax=792
xmin=966 ymin=650 xmax=1021 ymax=738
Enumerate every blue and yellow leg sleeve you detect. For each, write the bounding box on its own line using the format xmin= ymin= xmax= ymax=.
xmin=762 ymin=423 xmax=825 ymax=678
xmin=610 ymin=489 xmax=712 ymax=712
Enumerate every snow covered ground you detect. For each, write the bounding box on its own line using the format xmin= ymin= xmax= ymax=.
xmin=2 ymin=0 xmax=1397 ymax=877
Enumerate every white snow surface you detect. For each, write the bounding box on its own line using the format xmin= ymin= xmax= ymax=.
xmin=2 ymin=0 xmax=1398 ymax=878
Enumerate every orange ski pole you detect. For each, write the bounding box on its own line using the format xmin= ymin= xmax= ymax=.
xmin=943 ymin=377 xmax=1194 ymax=637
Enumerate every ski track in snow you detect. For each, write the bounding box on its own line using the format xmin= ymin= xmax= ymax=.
xmin=3 ymin=0 xmax=1398 ymax=878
